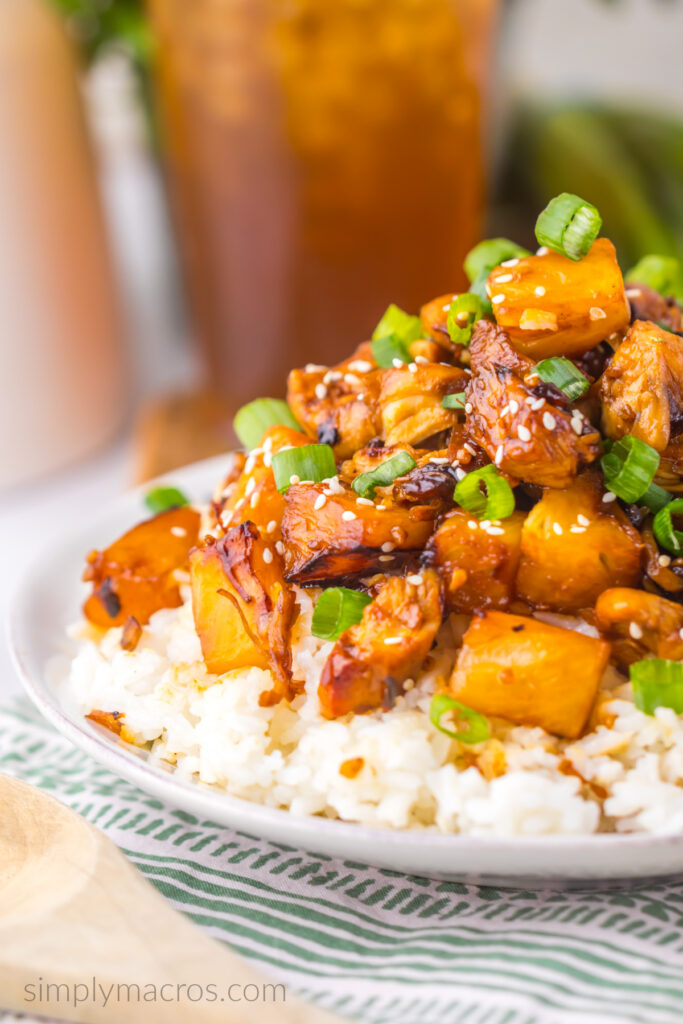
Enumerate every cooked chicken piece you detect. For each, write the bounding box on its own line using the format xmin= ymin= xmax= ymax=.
xmin=515 ymin=472 xmax=643 ymax=612
xmin=214 ymin=425 xmax=310 ymax=538
xmin=318 ymin=569 xmax=444 ymax=717
xmin=83 ymin=507 xmax=201 ymax=628
xmin=626 ymin=282 xmax=683 ymax=332
xmin=465 ymin=321 xmax=601 ymax=488
xmin=654 ymin=437 xmax=683 ymax=493
xmin=287 ymin=343 xmax=382 ymax=458
xmin=426 ymin=507 xmax=525 ymax=613
xmin=600 ymin=320 xmax=683 ymax=452
xmin=595 ymin=587 xmax=683 ymax=669
xmin=487 ymin=239 xmax=630 ymax=359
xmin=448 ymin=611 xmax=610 ymax=738
xmin=281 ymin=481 xmax=436 ymax=584
xmin=189 ymin=523 xmax=297 ymax=704
xmin=379 ymin=362 xmax=468 ymax=446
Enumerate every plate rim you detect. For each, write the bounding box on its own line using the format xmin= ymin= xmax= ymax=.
xmin=8 ymin=453 xmax=683 ymax=878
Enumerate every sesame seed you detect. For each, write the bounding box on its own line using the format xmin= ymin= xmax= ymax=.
xmin=220 ymin=510 xmax=233 ymax=527
xmin=467 ymin=520 xmax=478 ymax=530
xmin=569 ymin=525 xmax=586 ymax=534
xmin=275 ymin=541 xmax=285 ymax=555
xmin=455 ymin=467 xmax=467 ymax=480
xmin=403 ymin=678 xmax=415 ymax=691
xmin=250 ymin=492 xmax=260 ymax=508
xmin=305 ymin=362 xmax=326 ymax=373
xmin=381 ymin=541 xmax=395 ymax=552
xmin=679 ymin=627 xmax=683 ymax=641
xmin=356 ymin=393 xmax=366 ymax=402
xmin=263 ymin=437 xmax=273 ymax=452
xmin=415 ymin=355 xmax=429 ymax=365
xmin=495 ymin=274 xmax=513 ymax=284
xmin=500 ymin=404 xmax=510 ymax=417
xmin=263 ymin=452 xmax=272 ymax=468
xmin=534 ymin=285 xmax=546 ymax=297
xmin=356 ymin=497 xmax=374 ymax=506
xmin=342 ymin=510 xmax=357 ymax=521
xmin=626 ymin=288 xmax=641 ymax=299
xmin=262 ymin=547 xmax=273 ymax=564
xmin=245 ymin=477 xmax=256 ymax=496
xmin=542 ymin=412 xmax=557 ymax=431
xmin=577 ymin=514 xmax=590 ymax=527
xmin=536 ymin=246 xmax=549 ymax=256
xmin=344 ymin=372 xmax=361 ymax=386
xmin=629 ymin=621 xmax=643 ymax=640
xmin=571 ymin=418 xmax=583 ymax=435
xmin=348 ymin=360 xmax=373 ymax=373
xmin=552 ymin=522 xmax=563 ymax=536
xmin=170 ymin=526 xmax=187 ymax=537
xmin=487 ymin=526 xmax=505 ymax=535
xmin=456 ymin=449 xmax=466 ymax=460
xmin=323 ymin=370 xmax=342 ymax=384
xmin=408 ymin=362 xmax=418 ymax=373
xmin=384 ymin=637 xmax=403 ymax=645
xmin=517 ymin=425 xmax=531 ymax=442
xmin=464 ymin=442 xmax=477 ymax=456
xmin=480 ymin=520 xmax=491 ymax=530
xmin=494 ymin=446 xmax=503 ymax=466
xmin=314 ymin=494 xmax=327 ymax=511
xmin=525 ymin=372 xmax=541 ymax=385
xmin=603 ymin=491 xmax=617 ymax=503
xmin=392 ymin=358 xmax=404 ymax=369
xmin=589 ymin=307 xmax=606 ymax=320
xmin=491 ymin=294 xmax=505 ymax=304
xmin=509 ymin=400 xmax=519 ymax=414
xmin=315 ymin=383 xmax=328 ymax=400
xmin=531 ymin=397 xmax=545 ymax=411
xmin=659 ymin=554 xmax=672 ymax=567
xmin=430 ymin=457 xmax=449 ymax=464
xmin=267 ymin=520 xmax=277 ymax=533
xmin=464 ymin=402 xmax=473 ymax=414
xmin=407 ymin=574 xmax=423 ymax=585
xmin=244 ymin=455 xmax=256 ymax=474
xmin=289 ymin=474 xmax=300 ymax=485
xmin=376 ymin=504 xmax=387 ymax=510
xmin=443 ymin=302 xmax=452 ymax=312
xmin=501 ymin=257 xmax=519 ymax=268
xmin=378 ymin=554 xmax=394 ymax=563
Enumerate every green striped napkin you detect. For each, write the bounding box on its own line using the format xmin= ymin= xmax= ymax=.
xmin=3 ymin=697 xmax=683 ymax=1024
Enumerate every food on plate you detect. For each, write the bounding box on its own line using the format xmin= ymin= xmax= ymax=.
xmin=63 ymin=193 xmax=683 ymax=837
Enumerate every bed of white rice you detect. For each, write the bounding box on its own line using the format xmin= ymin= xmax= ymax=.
xmin=57 ymin=583 xmax=683 ymax=838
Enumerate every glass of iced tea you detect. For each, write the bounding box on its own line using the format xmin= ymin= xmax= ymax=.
xmin=147 ymin=0 xmax=498 ymax=401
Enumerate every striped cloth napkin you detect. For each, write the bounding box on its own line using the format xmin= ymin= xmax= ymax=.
xmin=3 ymin=697 xmax=683 ymax=1024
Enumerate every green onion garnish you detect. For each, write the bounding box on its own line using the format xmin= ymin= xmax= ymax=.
xmin=653 ymin=498 xmax=683 ymax=555
xmin=630 ymin=659 xmax=683 ymax=716
xmin=600 ymin=435 xmax=660 ymax=504
xmin=372 ymin=304 xmax=423 ymax=344
xmin=464 ymin=237 xmax=530 ymax=284
xmin=453 ymin=465 xmax=515 ymax=520
xmin=641 ymin=482 xmax=673 ymax=514
xmin=234 ymin=398 xmax=300 ymax=451
xmin=626 ymin=254 xmax=680 ymax=297
xmin=534 ymin=356 xmax=590 ymax=401
xmin=535 ymin=192 xmax=602 ymax=261
xmin=429 ymin=693 xmax=490 ymax=744
xmin=467 ymin=268 xmax=493 ymax=314
xmin=144 ymin=486 xmax=189 ymax=515
xmin=447 ymin=293 xmax=486 ymax=346
xmin=352 ymin=451 xmax=417 ymax=499
xmin=311 ymin=587 xmax=372 ymax=641
xmin=272 ymin=444 xmax=337 ymax=494
xmin=442 ymin=392 xmax=467 ymax=410
xmin=371 ymin=334 xmax=412 ymax=369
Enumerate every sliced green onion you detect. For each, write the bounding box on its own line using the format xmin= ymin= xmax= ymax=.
xmin=311 ymin=587 xmax=372 ymax=641
xmin=641 ymin=482 xmax=673 ymax=514
xmin=468 ymin=267 xmax=493 ymax=314
xmin=631 ymin=659 xmax=683 ymax=716
xmin=626 ymin=254 xmax=680 ymax=297
xmin=464 ymin=238 xmax=530 ymax=284
xmin=352 ymin=451 xmax=417 ymax=498
xmin=234 ymin=398 xmax=300 ymax=450
xmin=453 ymin=465 xmax=515 ymax=520
xmin=429 ymin=693 xmax=490 ymax=744
xmin=272 ymin=444 xmax=337 ymax=494
xmin=600 ymin=435 xmax=660 ymax=503
xmin=535 ymin=192 xmax=602 ymax=261
xmin=653 ymin=498 xmax=683 ymax=555
xmin=442 ymin=392 xmax=466 ymax=410
xmin=447 ymin=293 xmax=486 ymax=346
xmin=534 ymin=356 xmax=590 ymax=401
xmin=372 ymin=303 xmax=423 ymax=344
xmin=371 ymin=333 xmax=412 ymax=369
xmin=144 ymin=486 xmax=189 ymax=515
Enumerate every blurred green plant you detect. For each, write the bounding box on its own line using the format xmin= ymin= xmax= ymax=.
xmin=494 ymin=103 xmax=683 ymax=297
xmin=48 ymin=0 xmax=152 ymax=67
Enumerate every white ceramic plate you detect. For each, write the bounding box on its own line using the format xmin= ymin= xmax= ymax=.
xmin=9 ymin=455 xmax=683 ymax=886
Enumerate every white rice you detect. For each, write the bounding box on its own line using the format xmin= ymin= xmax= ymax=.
xmin=57 ymin=585 xmax=683 ymax=837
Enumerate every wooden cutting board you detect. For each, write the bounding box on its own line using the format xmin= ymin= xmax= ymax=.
xmin=0 ymin=775 xmax=344 ymax=1024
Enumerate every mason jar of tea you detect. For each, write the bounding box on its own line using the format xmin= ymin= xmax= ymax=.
xmin=147 ymin=0 xmax=497 ymax=401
